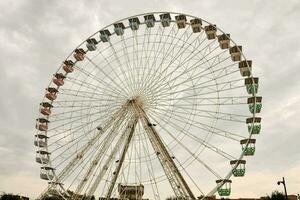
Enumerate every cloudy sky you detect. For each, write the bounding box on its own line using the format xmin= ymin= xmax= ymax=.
xmin=0 ymin=0 xmax=299 ymax=198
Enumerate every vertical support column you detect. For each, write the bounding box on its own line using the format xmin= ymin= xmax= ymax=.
xmin=134 ymin=103 xmax=195 ymax=199
xmin=105 ymin=115 xmax=139 ymax=199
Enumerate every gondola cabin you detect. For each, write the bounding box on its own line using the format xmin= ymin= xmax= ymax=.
xmin=190 ymin=18 xmax=202 ymax=33
xmin=40 ymin=166 xmax=55 ymax=180
xmin=230 ymin=160 xmax=246 ymax=177
xmin=114 ymin=22 xmax=125 ymax=36
xmin=100 ymin=30 xmax=111 ymax=42
xmin=175 ymin=14 xmax=187 ymax=29
xmin=246 ymin=117 xmax=261 ymax=134
xmin=245 ymin=77 xmax=259 ymax=95
xmin=247 ymin=96 xmax=262 ymax=114
xmin=45 ymin=87 xmax=58 ymax=101
xmin=159 ymin=13 xmax=171 ymax=27
xmin=36 ymin=150 xmax=50 ymax=164
xmin=205 ymin=25 xmax=217 ymax=40
xmin=34 ymin=134 xmax=48 ymax=147
xmin=240 ymin=139 xmax=256 ymax=156
xmin=86 ymin=38 xmax=98 ymax=51
xmin=229 ymin=45 xmax=242 ymax=61
xmin=53 ymin=73 xmax=66 ymax=87
xmin=144 ymin=14 xmax=156 ymax=28
xmin=216 ymin=179 xmax=232 ymax=196
xmin=36 ymin=118 xmax=49 ymax=131
xmin=63 ymin=60 xmax=74 ymax=73
xmin=73 ymin=48 xmax=85 ymax=61
xmin=129 ymin=17 xmax=141 ymax=31
xmin=40 ymin=102 xmax=53 ymax=116
xmin=218 ymin=34 xmax=230 ymax=49
xmin=239 ymin=60 xmax=252 ymax=77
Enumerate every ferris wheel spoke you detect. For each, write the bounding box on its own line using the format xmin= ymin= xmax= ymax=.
xmin=85 ymin=52 xmax=132 ymax=96
xmin=143 ymin=25 xmax=193 ymax=91
xmin=139 ymin=24 xmax=168 ymax=91
xmin=149 ymin=107 xmax=245 ymax=141
xmin=146 ymin=33 xmax=219 ymax=93
xmin=108 ymin=39 xmax=136 ymax=94
xmin=74 ymin=64 xmax=127 ymax=98
xmin=147 ymin=109 xmax=237 ymax=160
xmin=151 ymin=45 xmax=229 ymax=97
xmin=141 ymin=23 xmax=178 ymax=90
xmin=65 ymin=76 xmax=125 ymax=100
xmin=146 ymin=111 xmax=222 ymax=180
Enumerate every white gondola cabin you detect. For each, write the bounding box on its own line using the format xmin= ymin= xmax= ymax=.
xmin=245 ymin=77 xmax=259 ymax=95
xmin=73 ymin=48 xmax=85 ymax=61
xmin=229 ymin=45 xmax=242 ymax=61
xmin=247 ymin=96 xmax=262 ymax=114
xmin=144 ymin=14 xmax=156 ymax=28
xmin=190 ymin=18 xmax=202 ymax=33
xmin=239 ymin=60 xmax=252 ymax=77
xmin=45 ymin=87 xmax=58 ymax=101
xmin=159 ymin=13 xmax=171 ymax=27
xmin=36 ymin=150 xmax=50 ymax=164
xmin=40 ymin=166 xmax=55 ymax=180
xmin=230 ymin=160 xmax=246 ymax=177
xmin=40 ymin=102 xmax=53 ymax=116
xmin=175 ymin=14 xmax=187 ymax=29
xmin=63 ymin=60 xmax=74 ymax=73
xmin=34 ymin=134 xmax=48 ymax=147
xmin=246 ymin=117 xmax=261 ymax=134
xmin=114 ymin=23 xmax=125 ymax=36
xmin=86 ymin=38 xmax=98 ymax=51
xmin=218 ymin=34 xmax=230 ymax=49
xmin=216 ymin=179 xmax=232 ymax=196
xmin=36 ymin=118 xmax=49 ymax=131
xmin=240 ymin=139 xmax=256 ymax=156
xmin=205 ymin=24 xmax=217 ymax=40
xmin=129 ymin=17 xmax=140 ymax=31
xmin=53 ymin=73 xmax=66 ymax=87
xmin=100 ymin=30 xmax=111 ymax=42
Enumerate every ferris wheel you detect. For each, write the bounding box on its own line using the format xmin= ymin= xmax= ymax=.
xmin=34 ymin=12 xmax=262 ymax=200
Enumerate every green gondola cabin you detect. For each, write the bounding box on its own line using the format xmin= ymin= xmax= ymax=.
xmin=175 ymin=14 xmax=187 ymax=29
xmin=230 ymin=160 xmax=246 ymax=177
xmin=216 ymin=179 xmax=232 ymax=196
xmin=245 ymin=77 xmax=259 ymax=95
xmin=190 ymin=18 xmax=202 ymax=33
xmin=240 ymin=139 xmax=256 ymax=156
xmin=86 ymin=38 xmax=98 ymax=51
xmin=73 ymin=48 xmax=85 ymax=61
xmin=246 ymin=117 xmax=261 ymax=134
xmin=205 ymin=24 xmax=217 ymax=40
xmin=218 ymin=34 xmax=230 ymax=49
xmin=63 ymin=60 xmax=74 ymax=73
xmin=229 ymin=45 xmax=242 ymax=61
xmin=159 ymin=13 xmax=171 ymax=27
xmin=247 ymin=96 xmax=262 ymax=114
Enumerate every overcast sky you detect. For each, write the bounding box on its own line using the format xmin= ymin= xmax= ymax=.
xmin=0 ymin=0 xmax=299 ymax=199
